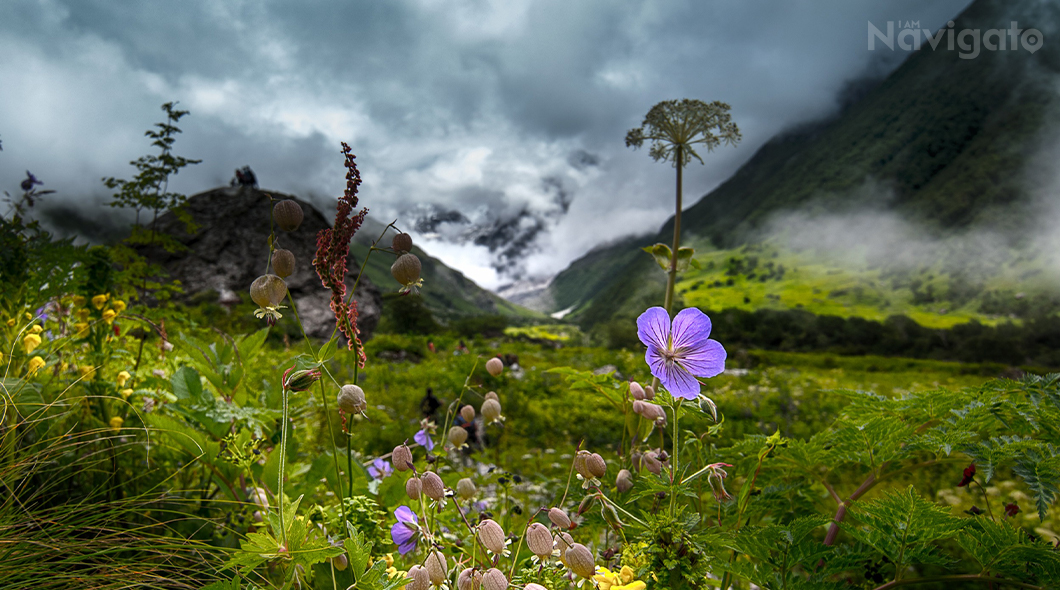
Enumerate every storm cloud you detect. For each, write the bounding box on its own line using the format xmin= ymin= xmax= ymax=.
xmin=0 ymin=0 xmax=973 ymax=289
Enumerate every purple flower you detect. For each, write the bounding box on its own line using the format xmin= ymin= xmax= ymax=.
xmin=390 ymin=506 xmax=420 ymax=555
xmin=414 ymin=428 xmax=434 ymax=452
xmin=637 ymin=306 xmax=726 ymax=400
xmin=21 ymin=171 xmax=42 ymax=192
xmin=368 ymin=457 xmax=392 ymax=480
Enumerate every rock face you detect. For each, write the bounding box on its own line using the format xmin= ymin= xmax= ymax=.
xmin=140 ymin=186 xmax=381 ymax=339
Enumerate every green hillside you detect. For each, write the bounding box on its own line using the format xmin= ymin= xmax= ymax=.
xmin=548 ymin=0 xmax=1060 ymax=327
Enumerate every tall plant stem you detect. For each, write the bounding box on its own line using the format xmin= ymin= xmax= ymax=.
xmin=278 ymin=387 xmax=289 ymax=551
xmin=663 ymin=144 xmax=684 ymax=315
xmin=316 ymin=379 xmax=348 ymax=530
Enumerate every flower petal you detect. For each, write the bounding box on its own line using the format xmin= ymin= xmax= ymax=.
xmin=645 ymin=345 xmax=669 ymax=383
xmin=395 ymin=505 xmax=418 ymax=525
xmin=676 ymin=339 xmax=726 ymax=379
xmin=670 ymin=307 xmax=712 ymax=352
xmin=391 ymin=521 xmax=416 ymax=549
xmin=661 ymin=360 xmax=700 ymax=400
xmin=636 ymin=307 xmax=671 ymax=350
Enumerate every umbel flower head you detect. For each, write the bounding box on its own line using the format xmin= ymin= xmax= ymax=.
xmin=637 ymin=306 xmax=725 ymax=400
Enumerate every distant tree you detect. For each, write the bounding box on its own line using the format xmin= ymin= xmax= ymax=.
xmin=626 ymin=99 xmax=741 ymax=313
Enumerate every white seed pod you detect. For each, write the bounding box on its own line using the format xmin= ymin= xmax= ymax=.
xmin=457 ymin=568 xmax=482 ymax=590
xmin=525 ymin=523 xmax=553 ymax=558
xmin=421 ymin=471 xmax=445 ymax=501
xmin=481 ymin=399 xmax=502 ymax=423
xmin=587 ymin=453 xmax=607 ymax=479
xmin=331 ymin=553 xmax=348 ymax=571
xmin=616 ymin=469 xmax=633 ymax=493
xmin=448 ymin=426 xmax=468 ymax=447
xmin=485 ymin=357 xmax=504 ymax=377
xmin=249 ymin=487 xmax=269 ymax=509
xmin=425 ymin=551 xmax=448 ymax=586
xmin=407 ymin=564 xmax=431 ymax=590
xmin=406 ymin=476 xmax=422 ymax=501
xmin=484 ymin=391 xmax=499 ymax=402
xmin=391 ymin=253 xmax=422 ymax=286
xmin=548 ymin=507 xmax=571 ymax=530
xmin=460 ymin=405 xmax=476 ymax=422
xmin=629 ymin=381 xmax=645 ymax=400
xmin=456 ymin=477 xmax=477 ymax=500
xmin=392 ymin=232 xmax=413 ymax=253
xmin=392 ymin=444 xmax=413 ymax=472
xmin=273 ymin=199 xmax=304 ymax=232
xmin=555 ymin=532 xmax=574 ymax=562
xmin=336 ymin=384 xmax=366 ymax=414
xmin=482 ymin=568 xmax=507 ymax=590
xmin=644 ymin=385 xmax=655 ymax=400
xmin=566 ymin=543 xmax=596 ymax=579
xmin=250 ymin=274 xmax=287 ymax=308
xmin=573 ymin=451 xmax=592 ymax=479
xmin=272 ymin=249 xmax=296 ymax=278
xmin=524 ymin=585 xmax=548 ymax=590
xmin=478 ymin=519 xmax=506 ymax=554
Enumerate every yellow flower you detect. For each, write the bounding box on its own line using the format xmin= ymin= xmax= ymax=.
xmin=0 ymin=351 xmax=4 ymax=364
xmin=386 ymin=566 xmax=408 ymax=590
xmin=120 ymin=388 xmax=134 ymax=400
xmin=594 ymin=567 xmax=645 ymax=590
xmin=102 ymin=309 xmax=117 ymax=324
xmin=117 ymin=370 xmax=131 ymax=387
xmin=27 ymin=356 xmax=45 ymax=375
xmin=71 ymin=295 xmax=86 ymax=307
xmin=79 ymin=365 xmax=96 ymax=380
xmin=383 ymin=553 xmax=394 ymax=568
xmin=23 ymin=333 xmax=42 ymax=354
xmin=74 ymin=322 xmax=90 ymax=338
xmin=109 ymin=416 xmax=124 ymax=431
xmin=5 ymin=318 xmax=15 ymax=327
xmin=24 ymin=311 xmax=32 ymax=320
xmin=29 ymin=324 xmax=42 ymax=334
xmin=111 ymin=300 xmax=127 ymax=313
xmin=77 ymin=308 xmax=90 ymax=319
xmin=92 ymin=294 xmax=109 ymax=310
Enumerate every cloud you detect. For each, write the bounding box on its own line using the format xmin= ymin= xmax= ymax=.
xmin=0 ymin=0 xmax=974 ymax=290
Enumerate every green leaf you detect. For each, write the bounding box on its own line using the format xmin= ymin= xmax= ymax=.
xmin=237 ymin=327 xmax=270 ymax=363
xmin=318 ymin=336 xmax=339 ymax=363
xmin=643 ymin=243 xmax=672 ymax=272
xmin=675 ymin=246 xmax=695 ymax=273
xmin=1012 ymin=445 xmax=1060 ymax=521
xmin=170 ymin=366 xmax=204 ymax=402
xmin=959 ymin=518 xmax=1060 ymax=584
xmin=344 ymin=524 xmax=374 ymax=577
xmin=201 ymin=576 xmax=241 ymax=590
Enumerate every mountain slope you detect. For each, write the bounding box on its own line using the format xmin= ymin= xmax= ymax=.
xmin=549 ymin=0 xmax=1060 ymax=327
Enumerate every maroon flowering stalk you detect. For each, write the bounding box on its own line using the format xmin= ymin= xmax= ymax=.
xmin=1004 ymin=502 xmax=1020 ymax=517
xmin=958 ymin=463 xmax=976 ymax=487
xmin=313 ymin=142 xmax=369 ymax=366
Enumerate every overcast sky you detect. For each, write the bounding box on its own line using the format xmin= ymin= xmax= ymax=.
xmin=0 ymin=0 xmax=974 ymax=290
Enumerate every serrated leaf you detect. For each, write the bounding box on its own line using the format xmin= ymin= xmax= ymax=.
xmin=959 ymin=518 xmax=1060 ymax=583
xmin=170 ymin=365 xmax=204 ymax=401
xmin=1012 ymin=446 xmax=1060 ymax=521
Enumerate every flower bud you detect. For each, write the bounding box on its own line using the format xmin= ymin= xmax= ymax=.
xmin=457 ymin=568 xmax=481 ymax=590
xmin=250 ymin=274 xmax=287 ymax=308
xmin=644 ymin=385 xmax=655 ymax=400
xmin=407 ymin=564 xmax=431 ymax=590
xmin=573 ymin=451 xmax=592 ymax=479
xmin=601 ymin=502 xmax=623 ymax=530
xmin=406 ymin=477 xmax=422 ymax=500
xmin=629 ymin=381 xmax=645 ymax=400
xmin=642 ymin=451 xmax=662 ymax=475
xmin=337 ymin=384 xmax=367 ymax=414
xmin=392 ymin=232 xmax=413 ymax=253
xmin=616 ymin=469 xmax=633 ymax=493
xmin=392 ymin=444 xmax=414 ymax=472
xmin=587 ymin=453 xmax=607 ymax=478
xmin=699 ymin=396 xmax=718 ymax=422
xmin=481 ymin=399 xmax=502 ymax=423
xmin=283 ymin=367 xmax=321 ymax=392
xmin=484 ymin=391 xmax=499 ymax=402
xmin=273 ymin=199 xmax=304 ymax=232
xmin=525 ymin=523 xmax=553 ymax=558
xmin=425 ymin=551 xmax=447 ymax=586
xmin=485 ymin=357 xmax=504 ymax=377
xmin=421 ymin=471 xmax=445 ymax=501
xmin=482 ymin=568 xmax=507 ymax=590
xmin=391 ymin=253 xmax=422 ymax=286
xmin=272 ymin=249 xmax=296 ymax=278
xmin=565 ymin=543 xmax=595 ymax=579
xmin=457 ymin=478 xmax=476 ymax=500
xmin=548 ymin=507 xmax=571 ymax=530
xmin=577 ymin=494 xmax=595 ymax=515
xmin=478 ymin=519 xmax=506 ymax=554
xmin=460 ymin=405 xmax=476 ymax=422
xmin=448 ymin=426 xmax=468 ymax=447
xmin=331 ymin=554 xmax=348 ymax=571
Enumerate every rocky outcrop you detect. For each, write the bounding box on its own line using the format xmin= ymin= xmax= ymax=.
xmin=139 ymin=186 xmax=381 ymax=339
